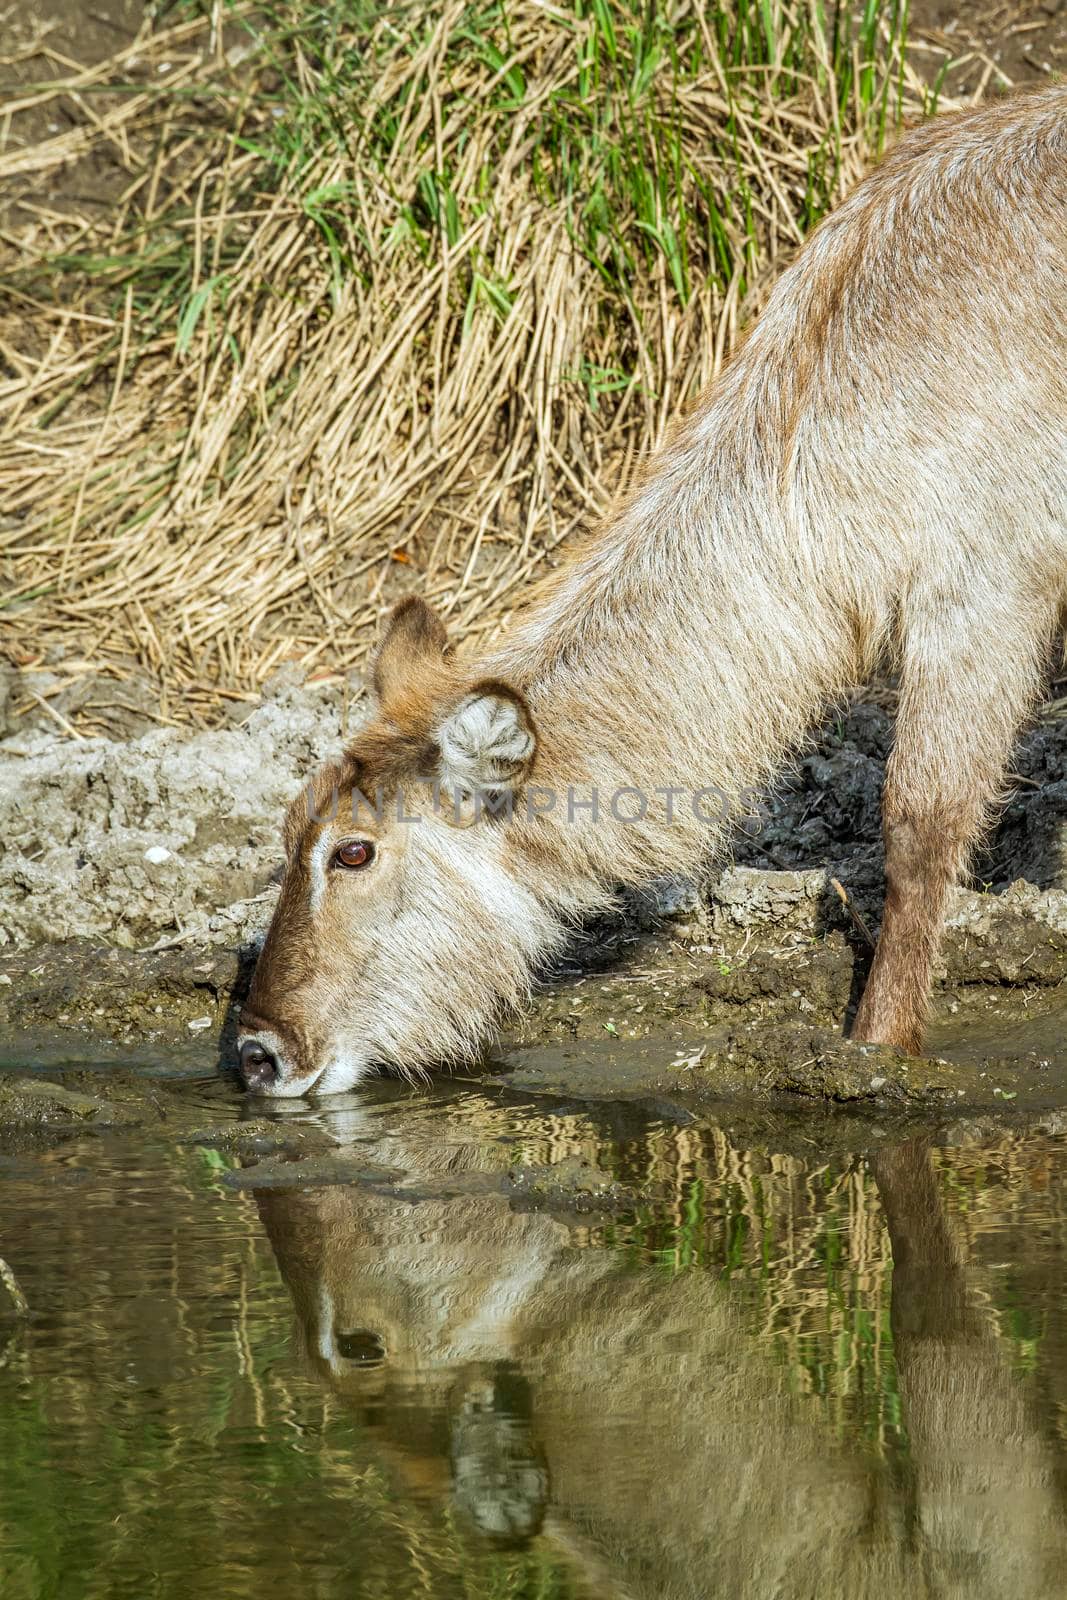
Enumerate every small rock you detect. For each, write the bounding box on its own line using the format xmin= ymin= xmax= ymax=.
xmin=182 ymin=1120 xmax=336 ymax=1160
xmin=187 ymin=1015 xmax=213 ymax=1033
xmin=0 ymin=1077 xmax=149 ymax=1130
xmin=144 ymin=846 xmax=172 ymax=865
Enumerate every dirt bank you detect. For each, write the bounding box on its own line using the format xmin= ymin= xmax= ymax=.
xmin=1 ymin=903 xmax=1065 ymax=1115
xmin=0 ymin=670 xmax=349 ymax=949
xmin=2 ymin=681 xmax=1067 ymax=1116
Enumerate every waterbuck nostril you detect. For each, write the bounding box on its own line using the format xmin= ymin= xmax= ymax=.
xmin=239 ymin=1038 xmax=278 ymax=1091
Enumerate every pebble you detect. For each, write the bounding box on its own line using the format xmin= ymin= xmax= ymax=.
xmin=144 ymin=846 xmax=171 ymax=865
xmin=187 ymin=1016 xmax=213 ymax=1033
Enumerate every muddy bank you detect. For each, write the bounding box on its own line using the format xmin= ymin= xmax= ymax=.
xmin=2 ymin=682 xmax=1067 ymax=1114
xmin=0 ymin=892 xmax=1066 ymax=1121
xmin=0 ymin=670 xmax=349 ymax=949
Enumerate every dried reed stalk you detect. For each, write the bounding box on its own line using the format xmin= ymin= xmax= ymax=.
xmin=0 ymin=0 xmax=928 ymax=721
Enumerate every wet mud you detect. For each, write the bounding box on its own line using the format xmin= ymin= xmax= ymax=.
xmin=0 ymin=927 xmax=1065 ymax=1149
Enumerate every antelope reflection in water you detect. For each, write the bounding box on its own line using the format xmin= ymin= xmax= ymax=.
xmin=256 ymin=1135 xmax=1067 ymax=1599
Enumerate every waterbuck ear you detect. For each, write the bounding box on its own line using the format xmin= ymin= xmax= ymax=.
xmin=436 ymin=679 xmax=537 ymax=796
xmin=374 ymin=597 xmax=452 ymax=726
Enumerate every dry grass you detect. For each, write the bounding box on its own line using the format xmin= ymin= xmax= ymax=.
xmin=0 ymin=0 xmax=931 ymax=722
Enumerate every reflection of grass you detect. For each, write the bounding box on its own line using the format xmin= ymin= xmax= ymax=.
xmin=418 ymin=1110 xmax=1067 ymax=1462
xmin=603 ymin=1128 xmax=1067 ymax=1458
xmin=2 ymin=1116 xmax=1065 ymax=1595
xmin=605 ymin=1150 xmax=902 ymax=1449
xmin=11 ymin=1382 xmax=551 ymax=1600
xmin=990 ymin=1278 xmax=1047 ymax=1377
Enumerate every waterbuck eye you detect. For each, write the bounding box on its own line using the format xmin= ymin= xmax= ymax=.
xmin=335 ymin=1329 xmax=386 ymax=1366
xmin=333 ymin=839 xmax=375 ymax=870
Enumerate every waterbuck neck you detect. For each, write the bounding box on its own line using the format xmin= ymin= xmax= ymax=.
xmin=478 ymin=382 xmax=870 ymax=903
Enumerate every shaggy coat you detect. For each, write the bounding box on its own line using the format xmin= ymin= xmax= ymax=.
xmin=240 ymin=87 xmax=1067 ymax=1095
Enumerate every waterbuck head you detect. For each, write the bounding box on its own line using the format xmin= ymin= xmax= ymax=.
xmin=237 ymin=598 xmax=559 ymax=1095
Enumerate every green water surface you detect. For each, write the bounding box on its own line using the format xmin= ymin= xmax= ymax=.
xmin=1 ymin=1073 xmax=1065 ymax=1599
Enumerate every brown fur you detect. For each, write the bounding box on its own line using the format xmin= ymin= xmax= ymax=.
xmin=373 ymin=594 xmax=456 ymax=731
xmin=241 ymin=87 xmax=1067 ymax=1093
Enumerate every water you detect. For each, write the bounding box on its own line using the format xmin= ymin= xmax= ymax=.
xmin=1 ymin=1072 xmax=1067 ymax=1599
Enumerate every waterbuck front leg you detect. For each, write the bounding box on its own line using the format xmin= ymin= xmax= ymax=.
xmin=850 ymin=791 xmax=969 ymax=1055
xmin=851 ymin=602 xmax=1048 ymax=1056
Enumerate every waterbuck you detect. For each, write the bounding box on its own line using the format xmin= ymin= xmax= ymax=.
xmin=239 ymin=87 xmax=1067 ymax=1096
